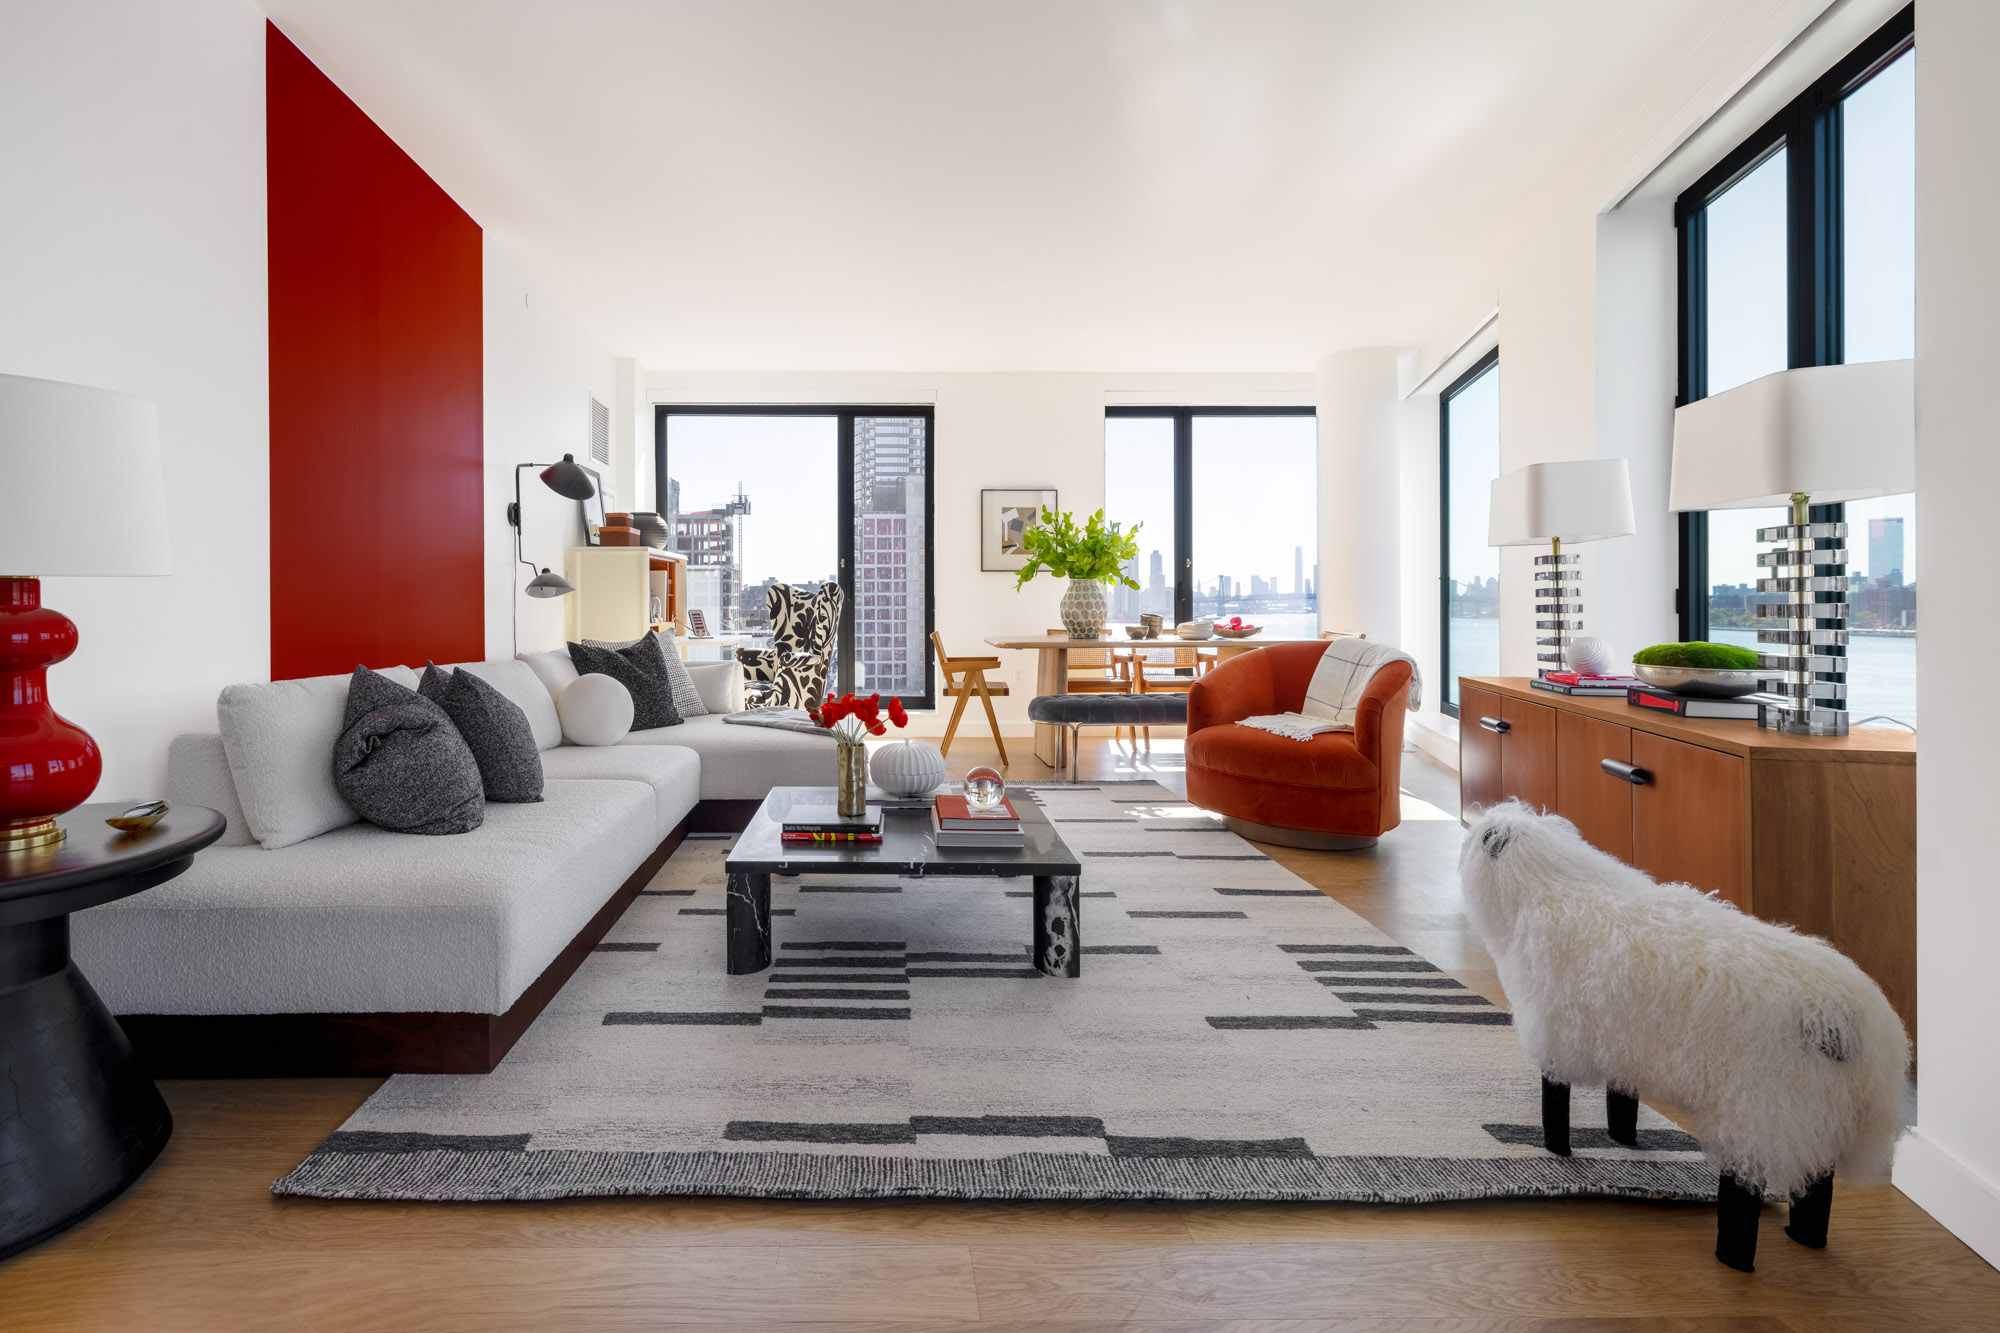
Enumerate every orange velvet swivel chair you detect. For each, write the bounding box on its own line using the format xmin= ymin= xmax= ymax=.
xmin=1185 ymin=640 xmax=1412 ymax=850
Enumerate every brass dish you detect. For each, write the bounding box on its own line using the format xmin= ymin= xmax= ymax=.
xmin=106 ymin=799 xmax=169 ymax=832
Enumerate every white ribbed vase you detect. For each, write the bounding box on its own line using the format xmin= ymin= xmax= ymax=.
xmin=1060 ymin=579 xmax=1108 ymax=639
xmin=869 ymin=739 xmax=947 ymax=797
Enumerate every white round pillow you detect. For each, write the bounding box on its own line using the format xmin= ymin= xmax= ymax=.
xmin=558 ymin=673 xmax=633 ymax=746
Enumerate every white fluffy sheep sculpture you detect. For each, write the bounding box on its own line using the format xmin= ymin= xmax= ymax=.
xmin=1459 ymin=801 xmax=1909 ymax=1272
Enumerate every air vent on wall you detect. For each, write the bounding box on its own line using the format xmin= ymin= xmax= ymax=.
xmin=589 ymin=397 xmax=610 ymax=466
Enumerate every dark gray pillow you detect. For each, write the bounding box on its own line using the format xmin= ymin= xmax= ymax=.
xmin=419 ymin=665 xmax=544 ymax=803
xmin=586 ymin=630 xmax=707 ymax=718
xmin=335 ymin=666 xmax=484 ymax=835
xmin=567 ymin=636 xmax=681 ymax=730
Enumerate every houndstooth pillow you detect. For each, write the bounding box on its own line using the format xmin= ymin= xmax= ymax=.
xmin=586 ymin=630 xmax=707 ymax=719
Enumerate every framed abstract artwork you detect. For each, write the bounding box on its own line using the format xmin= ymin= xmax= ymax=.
xmin=980 ymin=488 xmax=1057 ymax=571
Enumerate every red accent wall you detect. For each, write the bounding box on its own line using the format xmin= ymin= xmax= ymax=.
xmin=266 ymin=23 xmax=483 ymax=680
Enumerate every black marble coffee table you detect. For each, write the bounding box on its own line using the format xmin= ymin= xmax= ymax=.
xmin=1 ymin=802 xmax=225 ymax=1260
xmin=724 ymin=786 xmax=1084 ymax=978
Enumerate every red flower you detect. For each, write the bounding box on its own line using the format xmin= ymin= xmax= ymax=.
xmin=812 ymin=691 xmax=908 ymax=733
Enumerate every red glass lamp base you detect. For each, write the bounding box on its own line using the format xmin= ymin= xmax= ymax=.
xmin=1 ymin=576 xmax=102 ymax=853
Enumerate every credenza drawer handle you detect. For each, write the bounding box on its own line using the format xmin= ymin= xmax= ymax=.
xmin=1478 ymin=716 xmax=1510 ymax=734
xmin=1601 ymin=759 xmax=1652 ymax=785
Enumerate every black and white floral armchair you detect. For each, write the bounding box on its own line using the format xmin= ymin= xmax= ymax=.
xmin=737 ymin=582 xmax=844 ymax=708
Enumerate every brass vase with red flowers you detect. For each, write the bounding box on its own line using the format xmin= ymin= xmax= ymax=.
xmin=808 ymin=692 xmax=910 ymax=816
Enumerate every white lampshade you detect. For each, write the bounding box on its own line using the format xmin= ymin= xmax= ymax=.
xmin=0 ymin=373 xmax=171 ymax=576
xmin=1488 ymin=458 xmax=1636 ymax=547
xmin=1669 ymin=359 xmax=1914 ymax=511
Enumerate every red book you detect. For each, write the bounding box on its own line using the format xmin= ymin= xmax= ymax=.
xmin=933 ymin=794 xmax=1019 ymax=828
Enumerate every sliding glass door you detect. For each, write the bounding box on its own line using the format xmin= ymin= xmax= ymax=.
xmin=656 ymin=406 xmax=935 ymax=708
xmin=1440 ymin=351 xmax=1500 ymax=715
xmin=1675 ymin=9 xmax=1916 ymax=726
xmin=1103 ymin=407 xmax=1316 ymax=634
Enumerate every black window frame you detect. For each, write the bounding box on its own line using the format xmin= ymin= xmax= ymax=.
xmin=1674 ymin=5 xmax=1914 ymax=640
xmin=1438 ymin=347 xmax=1501 ymax=720
xmin=654 ymin=403 xmax=938 ymax=709
xmin=1102 ymin=405 xmax=1317 ymax=628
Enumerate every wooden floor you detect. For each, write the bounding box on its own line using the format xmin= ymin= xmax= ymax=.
xmin=5 ymin=738 xmax=1993 ymax=1330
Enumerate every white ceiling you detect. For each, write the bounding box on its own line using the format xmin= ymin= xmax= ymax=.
xmin=257 ymin=1 xmax=1765 ymax=372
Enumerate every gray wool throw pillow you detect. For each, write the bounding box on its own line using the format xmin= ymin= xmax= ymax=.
xmin=419 ymin=664 xmax=545 ymax=802
xmin=567 ymin=636 xmax=681 ymax=730
xmin=586 ymin=629 xmax=707 ymax=719
xmin=334 ymin=666 xmax=485 ymax=835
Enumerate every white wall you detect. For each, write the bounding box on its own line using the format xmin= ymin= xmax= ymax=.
xmin=644 ymin=371 xmax=1312 ymax=733
xmin=1316 ymin=349 xmax=1402 ymax=643
xmin=483 ymin=239 xmax=618 ymax=660
xmin=1892 ymin=0 xmax=2000 ymax=1269
xmin=1591 ymin=200 xmax=1680 ymax=661
xmin=0 ymin=0 xmax=270 ymax=801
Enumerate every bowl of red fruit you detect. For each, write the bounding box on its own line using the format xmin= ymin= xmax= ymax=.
xmin=1212 ymin=616 xmax=1262 ymax=639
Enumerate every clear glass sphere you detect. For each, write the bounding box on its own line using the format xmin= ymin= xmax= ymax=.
xmin=963 ymin=765 xmax=1006 ymax=810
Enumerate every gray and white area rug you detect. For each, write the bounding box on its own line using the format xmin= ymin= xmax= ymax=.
xmin=276 ymin=781 xmax=1717 ymax=1204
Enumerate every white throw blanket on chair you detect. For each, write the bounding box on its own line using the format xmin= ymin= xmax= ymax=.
xmin=1235 ymin=638 xmax=1423 ymax=742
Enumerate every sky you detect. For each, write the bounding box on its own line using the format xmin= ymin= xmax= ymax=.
xmin=665 ymin=415 xmax=839 ymax=585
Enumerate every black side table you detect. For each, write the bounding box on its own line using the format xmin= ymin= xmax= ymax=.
xmin=0 ymin=802 xmax=224 ymax=1261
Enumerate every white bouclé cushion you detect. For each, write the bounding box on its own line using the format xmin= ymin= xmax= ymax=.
xmin=216 ymin=666 xmax=420 ymax=851
xmin=165 ymin=734 xmax=258 ymax=847
xmin=559 ymin=673 xmax=634 ymax=746
xmin=445 ymin=659 xmax=563 ymax=752
xmin=520 ymin=648 xmax=580 ymax=706
xmin=685 ymin=659 xmax=744 ymax=715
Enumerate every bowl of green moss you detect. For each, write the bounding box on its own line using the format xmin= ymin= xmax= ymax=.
xmin=1631 ymin=642 xmax=1764 ymax=697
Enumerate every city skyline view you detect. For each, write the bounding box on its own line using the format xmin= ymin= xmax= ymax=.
xmin=662 ymin=412 xmax=930 ymax=700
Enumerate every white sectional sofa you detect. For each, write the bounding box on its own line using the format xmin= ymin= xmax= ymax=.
xmin=72 ymin=655 xmax=834 ymax=1075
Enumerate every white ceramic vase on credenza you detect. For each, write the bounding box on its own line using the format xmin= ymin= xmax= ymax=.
xmin=1060 ymin=578 xmax=1108 ymax=639
xmin=870 ymin=739 xmax=948 ymax=798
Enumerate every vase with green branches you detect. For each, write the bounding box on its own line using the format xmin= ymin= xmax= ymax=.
xmin=1012 ymin=508 xmax=1143 ymax=639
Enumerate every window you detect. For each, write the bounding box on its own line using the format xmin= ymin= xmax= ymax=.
xmin=1675 ymin=6 xmax=1915 ymax=727
xmin=655 ymin=406 xmax=935 ymax=708
xmin=1440 ymin=350 xmax=1500 ymax=716
xmin=1102 ymin=408 xmax=1316 ymax=637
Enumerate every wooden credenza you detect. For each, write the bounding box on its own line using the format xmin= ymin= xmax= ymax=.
xmin=1459 ymin=676 xmax=1917 ymax=1040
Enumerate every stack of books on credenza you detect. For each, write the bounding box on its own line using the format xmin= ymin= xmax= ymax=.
xmin=1625 ymin=686 xmax=1770 ymax=720
xmin=931 ymin=794 xmax=1024 ymax=849
xmin=781 ymin=804 xmax=883 ymax=844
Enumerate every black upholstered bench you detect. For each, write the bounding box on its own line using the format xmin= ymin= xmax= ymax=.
xmin=1027 ymin=693 xmax=1189 ymax=780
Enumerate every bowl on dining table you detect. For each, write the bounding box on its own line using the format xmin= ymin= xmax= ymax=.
xmin=1213 ymin=625 xmax=1261 ymax=639
xmin=1124 ymin=625 xmax=1148 ymax=639
xmin=1175 ymin=622 xmax=1214 ymax=640
xmin=1631 ymin=664 xmax=1764 ymax=697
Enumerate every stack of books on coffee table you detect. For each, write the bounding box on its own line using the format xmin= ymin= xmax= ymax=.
xmin=780 ymin=804 xmax=883 ymax=844
xmin=931 ymin=794 xmax=1024 ymax=849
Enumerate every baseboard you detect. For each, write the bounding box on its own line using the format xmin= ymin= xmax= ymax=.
xmin=690 ymin=798 xmax=761 ymax=833
xmin=1895 ymin=1128 xmax=2000 ymax=1271
xmin=1409 ymin=716 xmax=1459 ymax=772
xmin=118 ymin=816 xmax=689 ymax=1078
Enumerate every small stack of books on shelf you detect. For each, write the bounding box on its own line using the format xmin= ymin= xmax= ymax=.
xmin=780 ymin=804 xmax=883 ymax=844
xmin=1625 ymin=686 xmax=1766 ymax=720
xmin=1531 ymin=671 xmax=1644 ymax=697
xmin=931 ymin=793 xmax=1024 ymax=849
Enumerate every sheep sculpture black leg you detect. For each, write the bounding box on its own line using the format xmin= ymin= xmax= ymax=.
xmin=1785 ymin=1171 xmax=1834 ymax=1249
xmin=1715 ymin=1172 xmax=1764 ymax=1272
xmin=1606 ymin=1087 xmax=1639 ymax=1147
xmin=1541 ymin=1075 xmax=1571 ymax=1156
